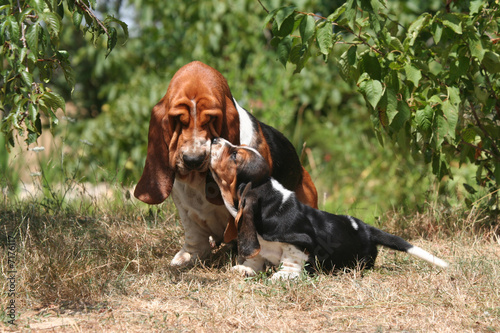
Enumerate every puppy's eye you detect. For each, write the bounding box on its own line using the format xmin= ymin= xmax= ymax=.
xmin=230 ymin=151 xmax=237 ymax=160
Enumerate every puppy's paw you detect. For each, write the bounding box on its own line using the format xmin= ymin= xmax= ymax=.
xmin=271 ymin=270 xmax=300 ymax=280
xmin=232 ymin=264 xmax=256 ymax=277
xmin=170 ymin=250 xmax=193 ymax=267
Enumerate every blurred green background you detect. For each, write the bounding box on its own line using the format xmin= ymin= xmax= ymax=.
xmin=1 ymin=0 xmax=478 ymax=222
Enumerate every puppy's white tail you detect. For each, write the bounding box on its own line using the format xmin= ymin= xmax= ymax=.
xmin=369 ymin=225 xmax=449 ymax=268
xmin=407 ymin=246 xmax=449 ymax=268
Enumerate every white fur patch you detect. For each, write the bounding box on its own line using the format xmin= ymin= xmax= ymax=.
xmin=348 ymin=216 xmax=359 ymax=230
xmin=270 ymin=178 xmax=293 ymax=206
xmin=170 ymin=175 xmax=232 ymax=266
xmin=223 ymin=198 xmax=238 ymax=218
xmin=234 ymin=98 xmax=254 ymax=145
xmin=407 ymin=246 xmax=449 ymax=268
xmin=232 ymin=264 xmax=257 ymax=277
xmin=234 ymin=235 xmax=307 ymax=280
xmin=240 ymin=145 xmax=262 ymax=157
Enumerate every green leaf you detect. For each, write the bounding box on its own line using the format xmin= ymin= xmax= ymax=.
xmin=41 ymin=12 xmax=61 ymax=37
xmin=494 ymin=162 xmax=500 ymax=188
xmin=20 ymin=70 xmax=33 ymax=87
xmin=344 ymin=0 xmax=358 ymax=29
xmin=28 ymin=102 xmax=37 ymax=123
xmin=442 ymin=13 xmax=462 ymax=34
xmin=433 ymin=111 xmax=448 ymax=147
xmin=299 ymin=15 xmax=315 ymax=45
xmin=30 ymin=0 xmax=44 ymax=11
xmin=431 ymin=21 xmax=443 ymax=44
xmin=272 ymin=15 xmax=295 ymax=37
xmin=73 ymin=11 xmax=83 ymax=27
xmin=339 ymin=45 xmax=357 ymax=81
xmin=384 ymin=88 xmax=398 ymax=123
xmin=481 ymin=52 xmax=500 ymax=73
xmin=42 ymin=91 xmax=65 ymax=112
xmin=442 ymin=100 xmax=458 ymax=140
xmin=405 ymin=13 xmax=431 ymax=49
xmin=277 ymin=36 xmax=292 ymax=66
xmin=26 ymin=23 xmax=40 ymax=55
xmin=56 ymin=50 xmax=75 ymax=91
xmin=390 ymin=101 xmax=411 ymax=133
xmin=104 ymin=15 xmax=129 ymax=42
xmin=447 ymin=86 xmax=460 ymax=108
xmin=461 ymin=127 xmax=476 ymax=143
xmin=7 ymin=16 xmax=20 ymax=42
xmin=432 ymin=152 xmax=450 ymax=180
xmin=404 ymin=63 xmax=422 ymax=87
xmin=416 ymin=105 xmax=433 ymax=132
xmin=469 ymin=0 xmax=483 ymax=15
xmin=316 ymin=22 xmax=333 ymax=55
xmin=463 ymin=183 xmax=477 ymax=195
xmin=468 ymin=33 xmax=485 ymax=61
xmin=361 ymin=52 xmax=381 ymax=80
xmin=106 ymin=27 xmax=118 ymax=58
xmin=359 ymin=79 xmax=384 ymax=109
xmin=326 ymin=3 xmax=346 ymax=22
xmin=275 ymin=6 xmax=296 ymax=30
xmin=389 ymin=37 xmax=404 ymax=52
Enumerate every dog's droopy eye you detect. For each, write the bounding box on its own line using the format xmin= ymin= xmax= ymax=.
xmin=230 ymin=151 xmax=238 ymax=161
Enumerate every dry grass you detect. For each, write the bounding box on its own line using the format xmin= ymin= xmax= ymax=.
xmin=1 ymin=194 xmax=499 ymax=332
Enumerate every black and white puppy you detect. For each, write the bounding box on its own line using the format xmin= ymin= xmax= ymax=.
xmin=209 ymin=138 xmax=449 ymax=279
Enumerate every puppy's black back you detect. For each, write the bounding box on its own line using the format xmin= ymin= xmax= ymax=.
xmin=252 ymin=183 xmax=417 ymax=271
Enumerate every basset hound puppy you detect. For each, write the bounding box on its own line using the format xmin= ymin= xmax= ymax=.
xmin=209 ymin=138 xmax=449 ymax=279
xmin=134 ymin=61 xmax=318 ymax=266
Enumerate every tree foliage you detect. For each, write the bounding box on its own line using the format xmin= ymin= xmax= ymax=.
xmin=266 ymin=0 xmax=500 ymax=209
xmin=2 ymin=0 xmax=494 ymax=220
xmin=0 ymin=0 xmax=127 ymax=149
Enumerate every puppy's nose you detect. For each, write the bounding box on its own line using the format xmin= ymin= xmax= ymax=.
xmin=212 ymin=138 xmax=220 ymax=145
xmin=183 ymin=154 xmax=206 ymax=170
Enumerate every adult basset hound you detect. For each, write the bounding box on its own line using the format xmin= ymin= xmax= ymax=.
xmin=134 ymin=61 xmax=318 ymax=266
xmin=209 ymin=138 xmax=449 ymax=279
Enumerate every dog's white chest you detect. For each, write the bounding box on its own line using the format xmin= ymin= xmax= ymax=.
xmin=171 ymin=175 xmax=230 ymax=241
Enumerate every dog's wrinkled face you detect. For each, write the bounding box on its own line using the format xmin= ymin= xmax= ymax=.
xmin=167 ymin=66 xmax=229 ymax=178
xmin=134 ymin=62 xmax=240 ymax=205
xmin=209 ymin=138 xmax=270 ymax=214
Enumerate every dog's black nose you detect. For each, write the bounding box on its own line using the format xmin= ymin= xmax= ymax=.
xmin=212 ymin=138 xmax=220 ymax=145
xmin=183 ymin=154 xmax=206 ymax=170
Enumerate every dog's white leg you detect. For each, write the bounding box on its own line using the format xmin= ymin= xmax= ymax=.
xmin=232 ymin=256 xmax=266 ymax=277
xmin=170 ymin=187 xmax=213 ymax=266
xmin=271 ymin=244 xmax=308 ymax=280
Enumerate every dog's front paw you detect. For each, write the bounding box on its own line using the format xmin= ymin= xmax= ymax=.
xmin=171 ymin=249 xmax=193 ymax=267
xmin=271 ymin=270 xmax=300 ymax=280
xmin=232 ymin=264 xmax=256 ymax=277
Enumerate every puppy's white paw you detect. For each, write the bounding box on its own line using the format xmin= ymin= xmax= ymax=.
xmin=271 ymin=270 xmax=300 ymax=280
xmin=170 ymin=250 xmax=193 ymax=267
xmin=232 ymin=264 xmax=256 ymax=277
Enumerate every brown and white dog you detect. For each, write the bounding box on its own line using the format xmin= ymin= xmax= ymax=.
xmin=134 ymin=61 xmax=317 ymax=266
xmin=209 ymin=138 xmax=449 ymax=279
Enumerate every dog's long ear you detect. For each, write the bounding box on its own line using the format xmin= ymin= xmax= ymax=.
xmin=134 ymin=100 xmax=176 ymax=204
xmin=235 ymin=183 xmax=261 ymax=259
xmin=223 ymin=182 xmax=251 ymax=243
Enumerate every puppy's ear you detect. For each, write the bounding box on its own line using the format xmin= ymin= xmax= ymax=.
xmin=237 ymin=182 xmax=252 ymax=202
xmin=223 ymin=182 xmax=252 ymax=243
xmin=235 ymin=184 xmax=261 ymax=259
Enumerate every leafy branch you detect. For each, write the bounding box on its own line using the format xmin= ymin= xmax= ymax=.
xmin=264 ymin=0 xmax=500 ymax=212
xmin=0 ymin=0 xmax=128 ymax=149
